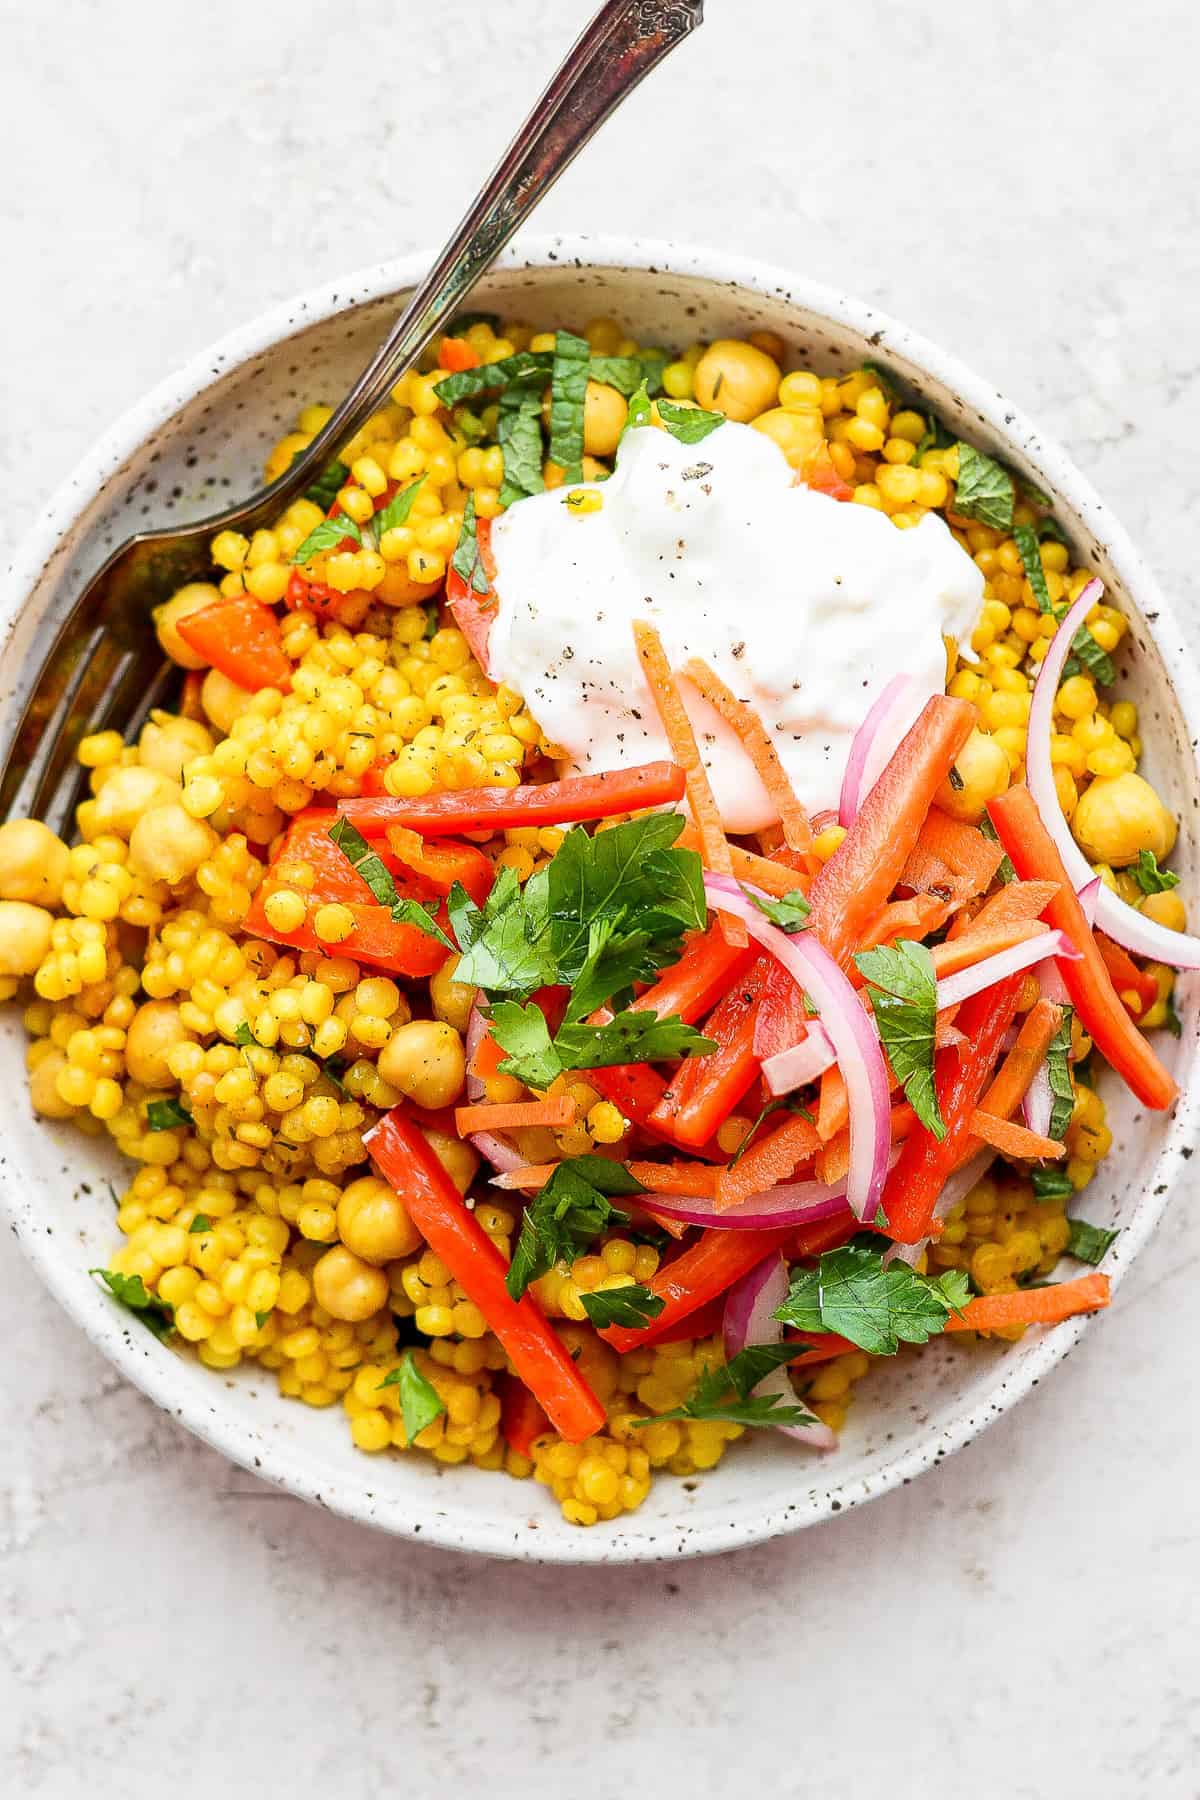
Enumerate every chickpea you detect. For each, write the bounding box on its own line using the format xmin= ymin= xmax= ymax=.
xmin=582 ymin=381 xmax=628 ymax=457
xmin=92 ymin=766 xmax=180 ymax=837
xmin=125 ymin=1000 xmax=192 ymax=1088
xmin=936 ymin=728 xmax=1011 ymax=822
xmin=1071 ymin=772 xmax=1177 ymax=868
xmin=200 ymin=668 xmax=257 ymax=736
xmin=1142 ymin=889 xmax=1187 ymax=933
xmin=429 ymin=953 xmax=478 ymax=1033
xmin=153 ymin=583 xmax=222 ymax=669
xmin=750 ymin=406 xmax=823 ymax=469
xmin=692 ymin=339 xmax=781 ymax=422
xmin=421 ymin=1128 xmax=479 ymax=1196
xmin=137 ymin=714 xmax=214 ymax=783
xmin=29 ymin=1046 xmax=76 ymax=1118
xmin=129 ymin=804 xmax=218 ymax=886
xmin=0 ymin=819 xmax=70 ymax=906
xmin=312 ymin=1244 xmax=390 ymax=1322
xmin=0 ymin=901 xmax=53 ymax=976
xmin=377 ymin=1018 xmax=466 ymax=1108
xmin=336 ymin=1175 xmax=422 ymax=1265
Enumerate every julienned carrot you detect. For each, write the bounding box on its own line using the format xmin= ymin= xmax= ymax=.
xmin=808 ymin=696 xmax=976 ymax=966
xmin=454 ymin=1098 xmax=574 ymax=1134
xmin=816 ymin=1065 xmax=847 ymax=1143
xmin=715 ymin=1113 xmax=822 ymax=1210
xmin=815 ymin=1103 xmax=914 ymax=1187
xmin=968 ymin=1109 xmax=1066 ymax=1161
xmin=929 ymin=917 xmax=1051 ymax=981
xmin=900 ymin=807 xmax=1005 ymax=907
xmin=681 ymin=656 xmax=815 ymax=860
xmin=988 ymin=784 xmax=1178 ymax=1111
xmin=366 ymin=1111 xmax=605 ymax=1443
xmin=631 ymin=620 xmax=746 ymax=948
xmin=855 ymin=893 xmax=953 ymax=956
xmin=338 ymin=761 xmax=687 ymax=837
xmin=490 ymin=1164 xmax=558 ymax=1191
xmin=973 ymin=1000 xmax=1063 ymax=1129
xmin=600 ymin=1225 xmax=796 ymax=1354
xmin=677 ymin=824 xmax=810 ymax=897
xmin=945 ymin=1272 xmax=1110 ymax=1333
xmin=626 ymin=1160 xmax=721 ymax=1197
xmin=952 ymin=879 xmax=1061 ymax=939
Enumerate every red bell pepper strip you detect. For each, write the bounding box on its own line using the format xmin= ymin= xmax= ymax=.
xmin=944 ymin=1270 xmax=1110 ymax=1333
xmin=807 ymin=695 xmax=975 ymax=966
xmin=445 ymin=514 xmax=497 ymax=670
xmin=176 ymin=594 xmax=293 ymax=692
xmin=988 ymin=784 xmax=1177 ymax=1112
xmin=366 ymin=1111 xmax=606 ymax=1443
xmin=498 ymin=1374 xmax=551 ymax=1458
xmin=649 ymin=957 xmax=769 ymax=1147
xmin=640 ymin=1293 xmax=727 ymax=1346
xmin=337 ymin=761 xmax=687 ymax=838
xmin=261 ymin=809 xmax=412 ymax=902
xmin=385 ymin=826 xmax=495 ymax=908
xmin=244 ymin=892 xmax=449 ymax=978
xmin=600 ymin=1224 xmax=796 ymax=1355
xmin=438 ymin=336 xmax=480 ymax=372
xmin=880 ymin=973 xmax=1026 ymax=1244
xmin=1095 ymin=932 xmax=1159 ymax=1019
xmin=753 ymin=957 xmax=810 ymax=1062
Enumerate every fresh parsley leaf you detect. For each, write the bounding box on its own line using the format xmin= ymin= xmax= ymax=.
xmin=745 ymin=884 xmax=811 ymax=933
xmin=1134 ymin=850 xmax=1180 ymax=894
xmin=374 ymin=475 xmax=427 ymax=537
xmin=377 ymin=1349 xmax=446 ymax=1443
xmin=657 ymin=398 xmax=725 ymax=444
xmin=146 ymin=1096 xmax=192 ymax=1131
xmin=188 ymin=1214 xmax=213 ymax=1234
xmin=1014 ymin=523 xmax=1053 ymax=614
xmin=233 ymin=1022 xmax=254 ymax=1048
xmin=548 ymin=329 xmax=590 ymax=482
xmin=497 ymin=378 xmax=546 ymax=507
xmin=450 ymin=492 xmax=491 ymax=597
xmin=979 ymin=812 xmax=1017 ymax=884
xmin=1031 ymin=1167 xmax=1074 ymax=1202
xmin=451 ymin=864 xmax=558 ymax=994
xmin=297 ymin=455 xmax=349 ymax=512
xmin=291 ymin=512 xmax=362 ymax=565
xmin=635 ymin=1344 xmax=820 ymax=1430
xmin=327 ymin=815 xmax=451 ymax=947
xmin=623 ymin=378 xmax=654 ymax=436
xmin=555 ymin=1012 xmax=715 ymax=1072
xmin=854 ymin=939 xmax=945 ymax=1140
xmin=953 ymin=442 xmax=1015 ymax=531
xmin=90 ymin=1268 xmax=175 ymax=1340
xmin=588 ymin=350 xmax=669 ymax=397
xmin=506 ymin=1158 xmax=642 ymax=1300
xmin=1067 ymin=1217 xmax=1119 ymax=1264
xmin=775 ymin=1243 xmax=968 ymax=1356
xmin=579 ymin=1283 xmax=666 ymax=1330
xmin=1045 ymin=1006 xmax=1075 ymax=1141
xmin=433 ymin=348 xmax=553 ymax=407
xmin=487 ymin=1000 xmax=563 ymax=1089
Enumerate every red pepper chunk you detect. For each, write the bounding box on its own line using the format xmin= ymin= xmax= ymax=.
xmin=649 ymin=957 xmax=769 ymax=1148
xmin=438 ymin=336 xmax=481 ymax=373
xmin=366 ymin=1112 xmax=606 ymax=1444
xmin=176 ymin=594 xmax=293 ymax=692
xmin=336 ymin=761 xmax=687 ymax=837
xmin=445 ymin=513 xmax=497 ymax=671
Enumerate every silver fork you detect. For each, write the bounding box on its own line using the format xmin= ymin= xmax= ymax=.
xmin=1 ymin=0 xmax=703 ymax=837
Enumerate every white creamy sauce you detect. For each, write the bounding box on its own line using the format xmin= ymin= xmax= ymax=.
xmin=486 ymin=421 xmax=984 ymax=832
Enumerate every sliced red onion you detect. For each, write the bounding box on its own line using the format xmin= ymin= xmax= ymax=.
xmin=1077 ymin=875 xmax=1101 ymax=927
xmin=1026 ymin=579 xmax=1200 ymax=968
xmin=724 ymin=1253 xmax=836 ymax=1450
xmin=704 ymin=875 xmax=891 ymax=1221
xmin=762 ymin=1023 xmax=838 ymax=1096
xmin=464 ymin=997 xmax=487 ymax=1103
xmin=468 ymin=1130 xmax=525 ymax=1174
xmin=838 ymin=675 xmax=923 ymax=828
xmin=1036 ymin=957 xmax=1071 ymax=1006
xmin=1021 ymin=1059 xmax=1054 ymax=1138
xmin=936 ymin=929 xmax=1080 ymax=1011
xmin=639 ymin=1179 xmax=854 ymax=1233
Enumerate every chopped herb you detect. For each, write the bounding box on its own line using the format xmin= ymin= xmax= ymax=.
xmin=1164 ymin=990 xmax=1183 ymax=1038
xmin=90 ymin=1269 xmax=175 ymax=1341
xmin=1014 ymin=523 xmax=1053 ymax=614
xmin=433 ymin=347 xmax=553 ymax=407
xmin=914 ymin=414 xmax=954 ymax=462
xmin=1067 ymin=1217 xmax=1119 ymax=1264
xmin=451 ymin=404 xmax=487 ymax=444
xmin=506 ymin=1157 xmax=644 ymax=1300
xmin=291 ymin=512 xmax=362 ymax=566
xmin=578 ymin=1283 xmax=666 ymax=1330
xmin=188 ymin=1214 xmax=213 ymax=1234
xmin=1038 ymin=514 xmax=1068 ymax=546
xmin=947 ymin=764 xmax=965 ymax=791
xmin=745 ymin=884 xmax=811 ymax=933
xmin=635 ymin=1344 xmax=820 ymax=1430
xmin=328 ymin=815 xmax=452 ymax=948
xmin=622 ymin=378 xmax=654 ymax=436
xmin=423 ymin=605 xmax=439 ymax=640
xmin=1065 ymin=622 xmax=1116 ymax=689
xmin=980 ymin=812 xmax=1017 ymax=884
xmin=377 ymin=1349 xmax=446 ymax=1443
xmin=1134 ymin=850 xmax=1180 ymax=894
xmin=548 ymin=329 xmax=591 ymax=482
xmin=255 ymin=1310 xmax=271 ymax=1328
xmin=775 ymin=1241 xmax=970 ymax=1356
xmin=294 ymin=454 xmax=348 ymax=512
xmin=320 ymin=1055 xmax=348 ymax=1090
xmin=374 ymin=475 xmax=427 ymax=538
xmin=146 ymin=1096 xmax=192 ymax=1132
xmin=953 ymin=442 xmax=1015 ymax=531
xmin=1031 ymin=1167 xmax=1074 ymax=1202
xmin=488 ymin=995 xmax=715 ymax=1089
xmin=497 ymin=379 xmax=546 ymax=506
xmin=1045 ymin=1006 xmax=1075 ymax=1141
xmin=854 ymin=939 xmax=945 ymax=1140
xmin=233 ymin=1022 xmax=254 ymax=1048
xmin=450 ymin=492 xmax=491 ymax=598
xmin=587 ymin=350 xmax=669 ymax=397
xmin=657 ymin=398 xmax=724 ymax=444
xmin=860 ymin=359 xmax=895 ymax=398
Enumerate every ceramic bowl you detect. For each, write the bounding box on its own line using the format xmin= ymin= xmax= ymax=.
xmin=1 ymin=237 xmax=1196 ymax=1563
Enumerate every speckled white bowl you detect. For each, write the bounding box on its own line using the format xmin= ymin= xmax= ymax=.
xmin=2 ymin=237 xmax=1196 ymax=1562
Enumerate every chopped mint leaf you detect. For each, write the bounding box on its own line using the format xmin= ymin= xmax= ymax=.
xmin=776 ymin=1242 xmax=969 ymax=1356
xmin=374 ymin=475 xmax=427 ymax=538
xmin=745 ymin=884 xmax=811 ymax=933
xmin=1067 ymin=622 xmax=1116 ymax=688
xmin=914 ymin=414 xmax=954 ymax=462
xmin=377 ymin=1348 xmax=446 ymax=1443
xmin=854 ymin=939 xmax=945 ymax=1140
xmin=328 ymin=815 xmax=452 ymax=948
xmin=291 ymin=512 xmax=362 ymax=566
xmin=1134 ymin=850 xmax=1180 ymax=895
xmin=188 ymin=1214 xmax=213 ymax=1234
xmin=588 ymin=350 xmax=668 ymax=397
xmin=1066 ymin=1217 xmax=1119 ymax=1265
xmin=1045 ymin=1006 xmax=1075 ymax=1142
xmin=635 ymin=1343 xmax=820 ymax=1430
xmin=953 ymin=442 xmax=1015 ymax=531
xmin=90 ymin=1269 xmax=175 ymax=1341
xmin=255 ymin=1309 xmax=271 ymax=1328
xmin=1031 ymin=1167 xmax=1074 ymax=1202
xmin=578 ymin=1283 xmax=666 ymax=1330
xmin=622 ymin=378 xmax=654 ymax=436
xmin=450 ymin=492 xmax=491 ymax=598
xmin=146 ymin=1096 xmax=192 ymax=1132
xmin=1014 ymin=523 xmax=1053 ymax=614
xmin=657 ymin=398 xmax=724 ymax=444
xmin=547 ymin=329 xmax=590 ymax=482
xmin=506 ymin=1158 xmax=643 ymax=1301
xmin=433 ymin=348 xmax=553 ymax=407
xmin=497 ymin=378 xmax=546 ymax=507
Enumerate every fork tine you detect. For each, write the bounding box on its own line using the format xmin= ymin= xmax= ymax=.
xmin=31 ymin=642 xmax=176 ymax=839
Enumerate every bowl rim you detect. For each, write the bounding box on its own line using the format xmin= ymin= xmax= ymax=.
xmin=2 ymin=232 xmax=1196 ymax=1564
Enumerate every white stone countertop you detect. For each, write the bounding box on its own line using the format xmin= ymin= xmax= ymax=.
xmin=2 ymin=2 xmax=1199 ymax=1794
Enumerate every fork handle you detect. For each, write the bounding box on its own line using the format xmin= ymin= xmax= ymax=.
xmin=275 ymin=0 xmax=702 ymax=501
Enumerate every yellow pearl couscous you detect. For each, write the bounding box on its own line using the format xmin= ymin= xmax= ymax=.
xmin=2 ymin=313 xmax=1183 ymax=1527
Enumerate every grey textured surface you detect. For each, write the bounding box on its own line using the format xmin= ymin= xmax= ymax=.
xmin=2 ymin=1 xmax=1199 ymax=1794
